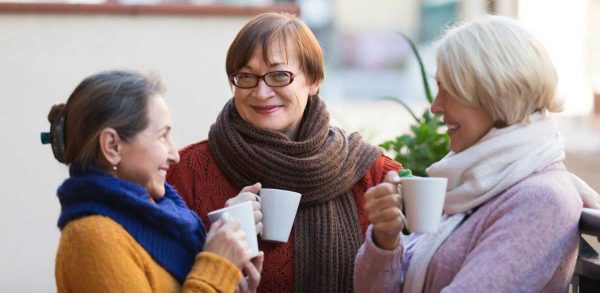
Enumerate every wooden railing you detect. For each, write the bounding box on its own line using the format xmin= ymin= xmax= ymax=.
xmin=572 ymin=208 xmax=600 ymax=292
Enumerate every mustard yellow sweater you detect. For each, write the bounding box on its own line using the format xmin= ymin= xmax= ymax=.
xmin=55 ymin=215 xmax=241 ymax=293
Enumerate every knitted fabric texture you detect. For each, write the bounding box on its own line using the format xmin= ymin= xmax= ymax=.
xmin=167 ymin=141 xmax=401 ymax=292
xmin=57 ymin=165 xmax=207 ymax=283
xmin=208 ymin=96 xmax=382 ymax=292
xmin=55 ymin=216 xmax=242 ymax=292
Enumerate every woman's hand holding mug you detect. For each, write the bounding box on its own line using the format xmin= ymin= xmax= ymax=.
xmin=203 ymin=215 xmax=251 ymax=269
xmin=235 ymin=251 xmax=264 ymax=293
xmin=226 ymin=183 xmax=263 ymax=235
xmin=364 ymin=170 xmax=405 ymax=250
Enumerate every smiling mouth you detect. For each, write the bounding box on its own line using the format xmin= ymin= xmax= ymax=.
xmin=252 ymin=105 xmax=282 ymax=114
xmin=446 ymin=123 xmax=460 ymax=135
xmin=159 ymin=168 xmax=168 ymax=178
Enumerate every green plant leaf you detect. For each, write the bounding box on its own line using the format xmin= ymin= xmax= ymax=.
xmin=381 ymin=96 xmax=421 ymax=123
xmin=398 ymin=32 xmax=434 ymax=104
xmin=378 ymin=34 xmax=450 ymax=177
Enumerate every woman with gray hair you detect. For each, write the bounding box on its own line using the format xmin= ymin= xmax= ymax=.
xmin=354 ymin=15 xmax=598 ymax=292
xmin=45 ymin=70 xmax=262 ymax=292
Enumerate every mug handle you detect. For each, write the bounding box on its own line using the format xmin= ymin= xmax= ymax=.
xmin=397 ymin=179 xmax=409 ymax=231
xmin=256 ymin=195 xmax=263 ymax=237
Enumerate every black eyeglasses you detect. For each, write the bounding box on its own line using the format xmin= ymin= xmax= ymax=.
xmin=230 ymin=71 xmax=296 ymax=89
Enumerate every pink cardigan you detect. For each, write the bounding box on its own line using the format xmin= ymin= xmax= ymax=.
xmin=354 ymin=163 xmax=582 ymax=292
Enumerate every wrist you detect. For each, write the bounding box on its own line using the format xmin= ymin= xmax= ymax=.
xmin=373 ymin=230 xmax=400 ymax=250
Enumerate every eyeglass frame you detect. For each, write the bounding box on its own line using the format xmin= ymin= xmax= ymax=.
xmin=229 ymin=70 xmax=298 ymax=89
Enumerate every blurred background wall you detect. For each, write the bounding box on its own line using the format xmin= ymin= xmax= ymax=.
xmin=1 ymin=0 xmax=598 ymax=291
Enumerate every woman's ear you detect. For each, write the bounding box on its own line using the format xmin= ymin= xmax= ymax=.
xmin=308 ymin=79 xmax=322 ymax=96
xmin=99 ymin=128 xmax=122 ymax=167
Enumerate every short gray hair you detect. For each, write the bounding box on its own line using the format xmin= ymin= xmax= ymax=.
xmin=436 ymin=15 xmax=562 ymax=125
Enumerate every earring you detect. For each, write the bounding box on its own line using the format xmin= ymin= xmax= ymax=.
xmin=113 ymin=165 xmax=117 ymax=171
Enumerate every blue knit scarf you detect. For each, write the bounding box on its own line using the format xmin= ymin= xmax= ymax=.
xmin=57 ymin=165 xmax=206 ymax=284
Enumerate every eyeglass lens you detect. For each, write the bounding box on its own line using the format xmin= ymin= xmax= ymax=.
xmin=232 ymin=71 xmax=293 ymax=88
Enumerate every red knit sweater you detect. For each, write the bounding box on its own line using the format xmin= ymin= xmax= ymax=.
xmin=167 ymin=140 xmax=401 ymax=293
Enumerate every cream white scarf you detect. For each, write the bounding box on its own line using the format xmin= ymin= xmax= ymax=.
xmin=403 ymin=113 xmax=599 ymax=293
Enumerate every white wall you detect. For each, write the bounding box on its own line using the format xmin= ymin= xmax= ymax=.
xmin=335 ymin=0 xmax=420 ymax=33
xmin=519 ymin=0 xmax=593 ymax=116
xmin=0 ymin=12 xmax=252 ymax=292
xmin=459 ymin=0 xmax=595 ymax=116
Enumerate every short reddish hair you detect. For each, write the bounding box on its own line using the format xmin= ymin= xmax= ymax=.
xmin=225 ymin=12 xmax=324 ymax=85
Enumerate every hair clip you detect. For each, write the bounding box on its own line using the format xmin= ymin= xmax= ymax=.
xmin=41 ymin=132 xmax=51 ymax=144
xmin=42 ymin=116 xmax=66 ymax=162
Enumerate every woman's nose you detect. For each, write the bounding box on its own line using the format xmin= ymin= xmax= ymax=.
xmin=168 ymin=142 xmax=180 ymax=164
xmin=430 ymin=94 xmax=443 ymax=114
xmin=254 ymin=79 xmax=274 ymax=99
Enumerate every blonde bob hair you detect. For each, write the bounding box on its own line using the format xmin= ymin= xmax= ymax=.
xmin=436 ymin=15 xmax=562 ymax=125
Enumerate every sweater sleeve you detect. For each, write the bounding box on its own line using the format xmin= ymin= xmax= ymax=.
xmin=441 ymin=183 xmax=581 ymax=292
xmin=56 ymin=216 xmax=242 ymax=293
xmin=183 ymin=252 xmax=241 ymax=293
xmin=374 ymin=155 xmax=402 ymax=185
xmin=55 ymin=216 xmax=156 ymax=292
xmin=353 ymin=155 xmax=403 ymax=234
xmin=354 ymin=225 xmax=405 ymax=293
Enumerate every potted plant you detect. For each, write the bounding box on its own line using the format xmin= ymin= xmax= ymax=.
xmin=379 ymin=33 xmax=450 ymax=176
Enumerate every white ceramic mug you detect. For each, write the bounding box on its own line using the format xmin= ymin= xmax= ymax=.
xmin=258 ymin=188 xmax=301 ymax=243
xmin=400 ymin=177 xmax=447 ymax=233
xmin=207 ymin=201 xmax=259 ymax=258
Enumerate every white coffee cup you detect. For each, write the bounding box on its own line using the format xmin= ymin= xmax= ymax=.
xmin=258 ymin=188 xmax=301 ymax=243
xmin=207 ymin=201 xmax=259 ymax=258
xmin=400 ymin=177 xmax=447 ymax=233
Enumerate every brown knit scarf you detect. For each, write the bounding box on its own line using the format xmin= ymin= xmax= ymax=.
xmin=209 ymin=96 xmax=382 ymax=292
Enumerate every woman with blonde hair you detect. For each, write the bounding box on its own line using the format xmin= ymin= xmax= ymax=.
xmin=354 ymin=15 xmax=597 ymax=292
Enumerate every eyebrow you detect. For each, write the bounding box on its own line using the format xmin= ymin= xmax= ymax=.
xmin=242 ymin=61 xmax=288 ymax=70
xmin=158 ymin=126 xmax=171 ymax=133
